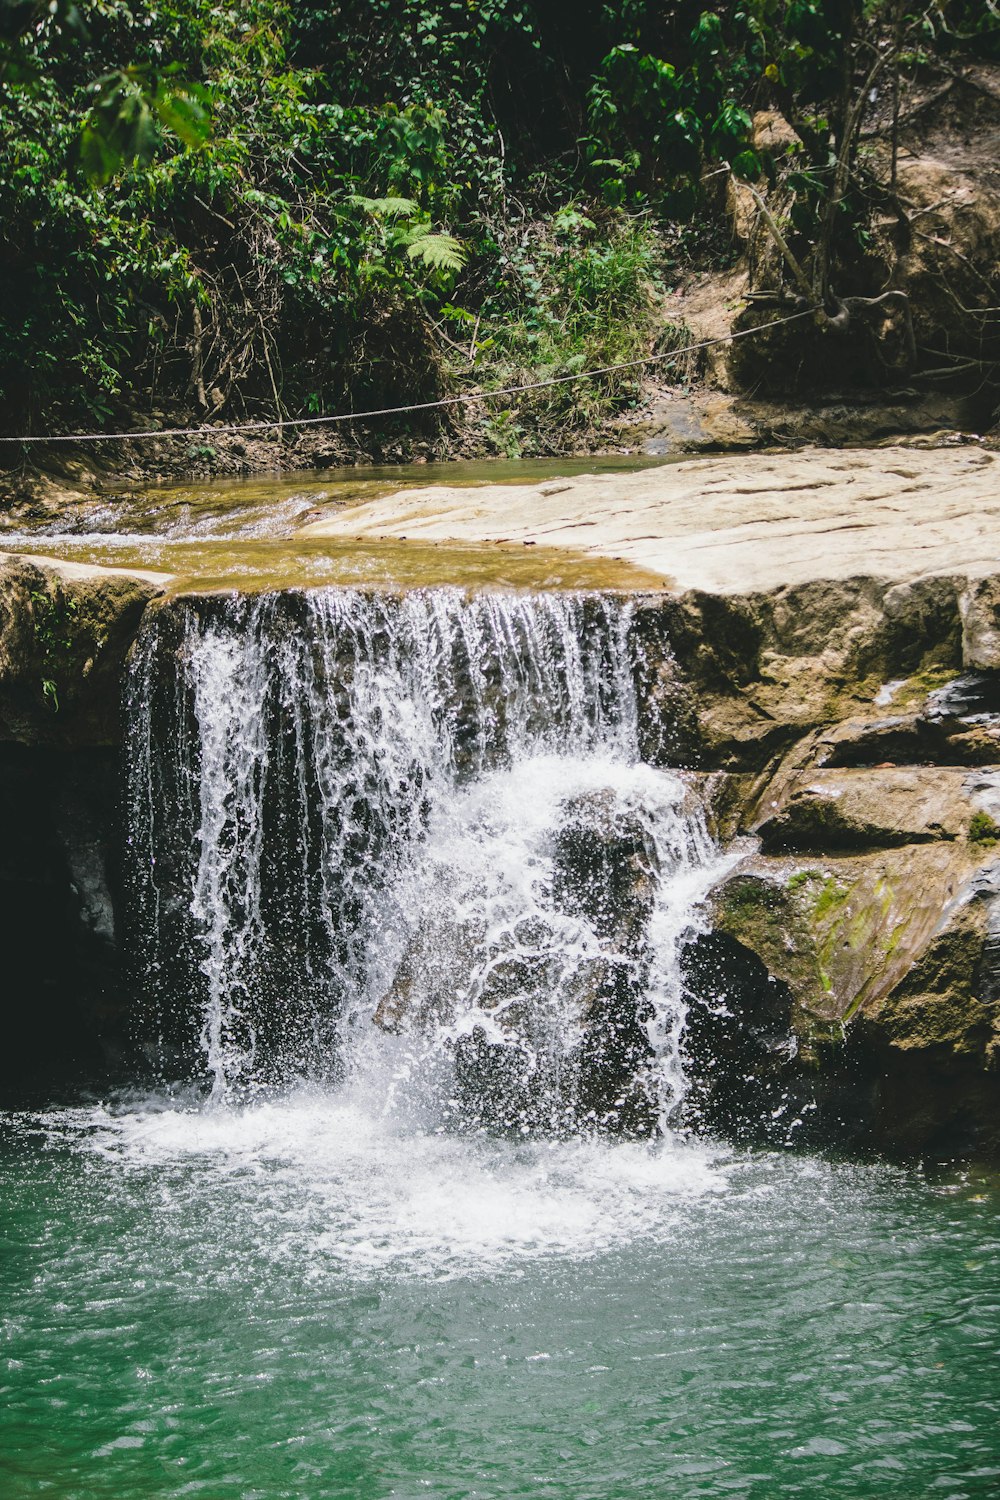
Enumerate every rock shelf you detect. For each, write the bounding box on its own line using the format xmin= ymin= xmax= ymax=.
xmin=3 ymin=447 xmax=1000 ymax=1152
xmin=299 ymin=444 xmax=1000 ymax=595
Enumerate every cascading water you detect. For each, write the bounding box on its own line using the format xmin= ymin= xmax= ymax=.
xmin=10 ymin=594 xmax=1000 ymax=1500
xmin=124 ymin=587 xmax=732 ymax=1132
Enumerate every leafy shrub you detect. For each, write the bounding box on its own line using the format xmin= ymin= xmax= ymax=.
xmin=1 ymin=0 xmax=997 ymax=442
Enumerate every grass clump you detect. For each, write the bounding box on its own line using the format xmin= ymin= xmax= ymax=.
xmin=454 ymin=208 xmax=663 ymax=455
xmin=968 ymin=811 xmax=1000 ymax=847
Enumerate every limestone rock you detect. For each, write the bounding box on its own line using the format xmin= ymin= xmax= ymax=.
xmin=851 ymin=866 xmax=1000 ymax=1157
xmin=299 ymin=445 xmax=1000 ymax=597
xmin=731 ymin=665 xmax=1000 ymax=783
xmin=632 ymin=572 xmax=968 ymax=774
xmin=861 ymin=889 xmax=1000 ymax=1063
xmin=753 ymin=767 xmax=982 ymax=852
xmin=811 ymin=710 xmax=1000 ymax=771
xmin=707 ymin=841 xmax=985 ymax=1047
xmin=960 ymin=576 xmax=1000 ymax=670
xmin=635 ymin=393 xmax=758 ymax=455
xmin=694 ymin=817 xmax=1000 ymax=1154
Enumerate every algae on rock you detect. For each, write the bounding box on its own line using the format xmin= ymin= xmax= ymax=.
xmin=0 ymin=553 xmax=165 ymax=746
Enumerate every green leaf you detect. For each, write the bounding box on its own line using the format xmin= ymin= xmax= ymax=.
xmin=78 ymin=124 xmax=121 ymax=187
xmin=154 ymin=87 xmax=212 ymax=150
xmin=731 ymin=148 xmax=762 ymax=180
xmin=405 ymin=232 xmax=466 ymax=272
xmin=441 ymin=303 xmax=476 ymax=324
xmin=349 ymin=194 xmax=420 ymax=218
xmin=77 ymin=70 xmax=212 ymax=184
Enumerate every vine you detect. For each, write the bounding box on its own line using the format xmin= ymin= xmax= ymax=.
xmin=29 ymin=587 xmax=79 ymax=713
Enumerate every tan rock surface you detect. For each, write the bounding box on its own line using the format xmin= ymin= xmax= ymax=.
xmin=710 ymin=840 xmax=988 ymax=1038
xmin=752 ymin=767 xmax=990 ymax=851
xmin=0 ymin=551 xmax=172 ymax=589
xmin=299 ymin=446 xmax=1000 ymax=594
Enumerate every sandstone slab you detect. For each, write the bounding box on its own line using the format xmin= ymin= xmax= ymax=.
xmin=299 ymin=445 xmax=1000 ymax=596
xmin=752 ymin=767 xmax=988 ymax=852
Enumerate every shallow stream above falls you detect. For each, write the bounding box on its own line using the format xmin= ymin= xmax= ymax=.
xmin=0 ymin=455 xmax=672 ymax=593
xmin=2 ymin=457 xmax=1000 ymax=1498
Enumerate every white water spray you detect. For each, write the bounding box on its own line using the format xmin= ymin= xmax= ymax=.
xmin=125 ymin=588 xmax=731 ymax=1129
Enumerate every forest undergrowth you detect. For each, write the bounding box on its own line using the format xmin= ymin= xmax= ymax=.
xmin=1 ymin=0 xmax=998 ymax=477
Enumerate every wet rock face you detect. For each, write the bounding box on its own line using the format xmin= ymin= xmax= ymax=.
xmin=679 ymin=931 xmax=809 ymax=1147
xmin=672 ymin=719 xmax=1000 ymax=1154
xmin=0 ymin=745 xmax=126 ymax=1086
xmin=0 ymin=554 xmax=164 ymax=746
xmin=377 ymin=787 xmax=661 ymax=1134
xmin=631 ymin=575 xmax=970 ymax=774
xmin=552 ymin=790 xmax=657 ymax=955
xmin=682 ymin=850 xmax=1000 ymax=1157
xmin=550 ymin=792 xmax=661 ymax=1132
xmin=625 ymin=570 xmax=1000 ymax=1155
xmin=754 ymin=767 xmax=981 ymax=852
xmin=0 ymin=557 xmax=163 ymax=1092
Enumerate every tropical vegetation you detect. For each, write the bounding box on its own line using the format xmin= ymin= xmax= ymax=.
xmin=0 ymin=1 xmax=997 ymax=448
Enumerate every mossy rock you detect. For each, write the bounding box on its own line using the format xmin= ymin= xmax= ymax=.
xmin=860 ymin=897 xmax=1000 ymax=1063
xmin=0 ymin=553 xmax=165 ymax=746
xmin=709 ymin=841 xmax=987 ymax=1055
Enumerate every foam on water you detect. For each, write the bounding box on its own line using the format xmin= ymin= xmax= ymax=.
xmin=352 ymin=752 xmax=732 ymax=1132
xmin=32 ymin=1089 xmax=730 ymax=1279
xmin=6 ymin=1093 xmax=998 ymax=1500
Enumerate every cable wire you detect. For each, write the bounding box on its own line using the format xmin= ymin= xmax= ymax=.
xmin=0 ymin=307 xmax=816 ymax=445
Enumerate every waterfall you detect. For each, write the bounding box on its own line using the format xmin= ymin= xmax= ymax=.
xmin=124 ymin=588 xmax=729 ymax=1131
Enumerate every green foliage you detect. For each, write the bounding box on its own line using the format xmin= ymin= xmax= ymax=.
xmin=30 ymin=587 xmax=78 ymax=655
xmin=29 ymin=586 xmax=78 ymax=711
xmin=0 ymin=0 xmax=995 ymax=442
xmin=968 ymin=811 xmax=1000 ymax=847
xmin=349 ymin=197 xmax=467 ymax=278
xmin=0 ymin=1 xmax=475 ymax=428
xmin=79 ymin=65 xmax=211 ymax=185
xmin=912 ymin=1 xmax=1000 ymax=59
xmin=465 ymin=211 xmax=662 ymax=452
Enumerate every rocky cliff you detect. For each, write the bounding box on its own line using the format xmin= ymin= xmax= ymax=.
xmin=3 ymin=449 xmax=999 ymax=1155
xmin=0 ymin=553 xmax=165 ymax=1088
xmin=633 ymin=580 xmax=1000 ymax=1157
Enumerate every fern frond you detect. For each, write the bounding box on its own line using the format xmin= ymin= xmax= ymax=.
xmin=349 ymin=194 xmax=420 ymax=218
xmin=405 ymin=233 xmax=467 ymax=272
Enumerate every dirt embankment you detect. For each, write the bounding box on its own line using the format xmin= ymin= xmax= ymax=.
xmin=631 ymin=61 xmax=1000 ymax=455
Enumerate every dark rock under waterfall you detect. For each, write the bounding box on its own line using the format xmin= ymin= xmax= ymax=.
xmin=1 ymin=554 xmax=999 ymax=1156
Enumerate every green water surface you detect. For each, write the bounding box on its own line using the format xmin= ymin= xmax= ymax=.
xmin=1 ymin=1093 xmax=998 ymax=1500
xmin=0 ymin=455 xmax=671 ymax=594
